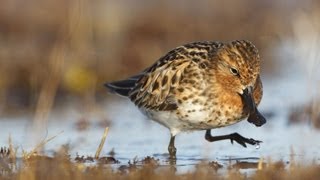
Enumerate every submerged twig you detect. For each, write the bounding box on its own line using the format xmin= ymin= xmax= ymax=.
xmin=95 ymin=127 xmax=109 ymax=159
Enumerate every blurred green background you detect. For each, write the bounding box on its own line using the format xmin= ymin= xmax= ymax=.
xmin=0 ymin=0 xmax=319 ymax=115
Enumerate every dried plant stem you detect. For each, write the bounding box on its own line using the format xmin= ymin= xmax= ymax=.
xmin=257 ymin=157 xmax=264 ymax=170
xmin=95 ymin=127 xmax=109 ymax=159
xmin=32 ymin=2 xmax=71 ymax=142
xmin=33 ymin=43 xmax=65 ymax=134
xmin=25 ymin=131 xmax=64 ymax=159
xmin=8 ymin=134 xmax=16 ymax=163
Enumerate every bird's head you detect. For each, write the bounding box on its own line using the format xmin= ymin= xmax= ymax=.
xmin=214 ymin=40 xmax=266 ymax=127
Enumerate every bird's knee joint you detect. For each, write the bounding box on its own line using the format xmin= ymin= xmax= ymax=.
xmin=205 ymin=131 xmax=212 ymax=141
xmin=205 ymin=134 xmax=211 ymax=141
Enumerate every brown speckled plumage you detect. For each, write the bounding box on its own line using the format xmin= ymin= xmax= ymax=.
xmin=105 ymin=40 xmax=266 ymax=159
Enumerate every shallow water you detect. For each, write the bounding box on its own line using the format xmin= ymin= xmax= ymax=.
xmin=1 ymin=72 xmax=320 ymax=173
xmin=2 ymin=42 xmax=320 ymax=172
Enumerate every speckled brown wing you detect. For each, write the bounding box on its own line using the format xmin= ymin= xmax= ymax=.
xmin=129 ymin=58 xmax=192 ymax=111
xmin=107 ymin=41 xmax=222 ymax=111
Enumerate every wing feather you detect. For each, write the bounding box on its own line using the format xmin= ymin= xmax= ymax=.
xmin=129 ymin=59 xmax=191 ymax=111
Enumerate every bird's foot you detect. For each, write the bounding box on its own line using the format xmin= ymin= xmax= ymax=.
xmin=229 ymin=133 xmax=262 ymax=147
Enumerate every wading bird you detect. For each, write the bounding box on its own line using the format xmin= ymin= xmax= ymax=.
xmin=105 ymin=40 xmax=266 ymax=159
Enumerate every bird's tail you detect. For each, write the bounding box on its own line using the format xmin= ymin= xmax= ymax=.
xmin=104 ymin=74 xmax=141 ymax=97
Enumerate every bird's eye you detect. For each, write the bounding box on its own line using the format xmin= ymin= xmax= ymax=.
xmin=230 ymin=68 xmax=239 ymax=76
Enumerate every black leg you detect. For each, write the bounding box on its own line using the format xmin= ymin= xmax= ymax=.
xmin=168 ymin=135 xmax=177 ymax=159
xmin=205 ymin=130 xmax=262 ymax=147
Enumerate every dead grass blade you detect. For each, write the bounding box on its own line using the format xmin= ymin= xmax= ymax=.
xmin=95 ymin=127 xmax=109 ymax=159
xmin=24 ymin=131 xmax=64 ymax=159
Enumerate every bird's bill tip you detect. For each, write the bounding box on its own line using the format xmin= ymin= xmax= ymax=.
xmin=247 ymin=109 xmax=267 ymax=127
xmin=241 ymin=86 xmax=267 ymax=127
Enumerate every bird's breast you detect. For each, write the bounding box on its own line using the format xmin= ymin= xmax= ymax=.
xmin=176 ymin=92 xmax=246 ymax=129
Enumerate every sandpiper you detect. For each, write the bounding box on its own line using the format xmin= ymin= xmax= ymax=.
xmin=105 ymin=40 xmax=266 ymax=159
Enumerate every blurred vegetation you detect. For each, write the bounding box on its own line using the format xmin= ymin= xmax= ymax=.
xmin=0 ymin=0 xmax=319 ymax=114
xmin=289 ymin=98 xmax=320 ymax=128
xmin=1 ymin=145 xmax=320 ymax=180
xmin=1 ymin=1 xmax=320 ymax=177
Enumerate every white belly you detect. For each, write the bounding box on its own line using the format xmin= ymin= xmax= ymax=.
xmin=140 ymin=99 xmax=243 ymax=136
